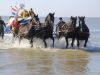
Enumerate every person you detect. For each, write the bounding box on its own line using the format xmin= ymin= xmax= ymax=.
xmin=56 ymin=17 xmax=65 ymax=32
xmin=10 ymin=17 xmax=21 ymax=35
xmin=20 ymin=9 xmax=27 ymax=19
xmin=56 ymin=17 xmax=65 ymax=27
xmin=26 ymin=11 xmax=29 ymax=18
xmin=28 ymin=8 xmax=35 ymax=17
xmin=0 ymin=16 xmax=6 ymax=39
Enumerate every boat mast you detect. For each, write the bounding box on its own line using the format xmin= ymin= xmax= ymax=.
xmin=15 ymin=0 xmax=25 ymax=16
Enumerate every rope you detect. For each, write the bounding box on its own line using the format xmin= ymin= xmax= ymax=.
xmin=34 ymin=30 xmax=50 ymax=36
xmin=77 ymin=32 xmax=90 ymax=34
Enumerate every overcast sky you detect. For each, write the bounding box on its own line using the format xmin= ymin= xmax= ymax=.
xmin=0 ymin=0 xmax=100 ymax=17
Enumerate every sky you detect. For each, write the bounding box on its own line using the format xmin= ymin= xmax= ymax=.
xmin=0 ymin=0 xmax=100 ymax=17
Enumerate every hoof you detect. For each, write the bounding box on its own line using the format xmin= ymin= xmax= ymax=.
xmin=51 ymin=44 xmax=54 ymax=47
xmin=31 ymin=45 xmax=33 ymax=47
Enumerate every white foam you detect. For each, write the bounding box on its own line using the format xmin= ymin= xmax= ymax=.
xmin=0 ymin=34 xmax=100 ymax=51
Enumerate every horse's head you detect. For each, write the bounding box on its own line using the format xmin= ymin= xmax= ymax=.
xmin=70 ymin=16 xmax=77 ymax=31
xmin=30 ymin=14 xmax=40 ymax=25
xmin=78 ymin=16 xmax=85 ymax=32
xmin=45 ymin=12 xmax=55 ymax=25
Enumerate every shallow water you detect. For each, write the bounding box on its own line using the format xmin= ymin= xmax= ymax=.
xmin=0 ymin=34 xmax=100 ymax=75
xmin=0 ymin=49 xmax=100 ymax=75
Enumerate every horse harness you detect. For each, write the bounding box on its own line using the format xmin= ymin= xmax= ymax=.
xmin=56 ymin=20 xmax=73 ymax=34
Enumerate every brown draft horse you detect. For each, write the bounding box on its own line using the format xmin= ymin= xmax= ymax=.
xmin=18 ymin=13 xmax=55 ymax=48
xmin=75 ymin=16 xmax=90 ymax=48
xmin=18 ymin=15 xmax=39 ymax=47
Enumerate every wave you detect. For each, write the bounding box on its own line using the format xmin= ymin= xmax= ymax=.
xmin=0 ymin=34 xmax=100 ymax=51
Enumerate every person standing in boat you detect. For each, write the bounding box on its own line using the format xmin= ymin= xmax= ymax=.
xmin=0 ymin=16 xmax=6 ymax=39
xmin=20 ymin=9 xmax=27 ymax=19
xmin=28 ymin=8 xmax=36 ymax=17
xmin=26 ymin=11 xmax=29 ymax=18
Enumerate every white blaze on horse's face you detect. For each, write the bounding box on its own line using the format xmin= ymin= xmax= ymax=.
xmin=49 ymin=14 xmax=54 ymax=24
xmin=80 ymin=21 xmax=83 ymax=32
xmin=71 ymin=21 xmax=74 ymax=31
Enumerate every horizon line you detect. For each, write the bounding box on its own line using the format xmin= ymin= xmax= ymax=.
xmin=1 ymin=15 xmax=100 ymax=18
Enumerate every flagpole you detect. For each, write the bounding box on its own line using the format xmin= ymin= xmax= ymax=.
xmin=24 ymin=0 xmax=25 ymax=6
xmin=11 ymin=6 xmax=12 ymax=16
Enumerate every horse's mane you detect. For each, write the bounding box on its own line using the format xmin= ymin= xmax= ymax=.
xmin=43 ymin=13 xmax=54 ymax=27
xmin=62 ymin=20 xmax=72 ymax=31
xmin=67 ymin=20 xmax=73 ymax=26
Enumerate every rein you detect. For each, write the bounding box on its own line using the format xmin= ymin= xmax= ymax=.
xmin=33 ymin=23 xmax=54 ymax=36
xmin=45 ymin=24 xmax=53 ymax=30
xmin=77 ymin=32 xmax=90 ymax=34
xmin=34 ymin=30 xmax=49 ymax=36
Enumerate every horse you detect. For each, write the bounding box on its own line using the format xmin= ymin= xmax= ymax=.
xmin=30 ymin=12 xmax=55 ymax=48
xmin=65 ymin=16 xmax=77 ymax=48
xmin=56 ymin=16 xmax=77 ymax=48
xmin=75 ymin=16 xmax=90 ymax=48
xmin=18 ymin=14 xmax=39 ymax=46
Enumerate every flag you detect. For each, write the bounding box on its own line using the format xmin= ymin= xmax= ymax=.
xmin=20 ymin=17 xmax=32 ymax=26
xmin=11 ymin=7 xmax=17 ymax=16
xmin=20 ymin=19 xmax=30 ymax=26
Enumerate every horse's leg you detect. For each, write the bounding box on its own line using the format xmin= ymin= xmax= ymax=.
xmin=12 ymin=33 xmax=15 ymax=43
xmin=43 ymin=38 xmax=47 ymax=48
xmin=0 ymin=31 xmax=1 ymax=39
xmin=84 ymin=38 xmax=88 ymax=47
xmin=58 ymin=33 xmax=61 ymax=40
xmin=51 ymin=36 xmax=54 ymax=47
xmin=76 ymin=38 xmax=80 ymax=49
xmin=29 ymin=37 xmax=33 ymax=47
xmin=71 ymin=37 xmax=75 ymax=47
xmin=65 ymin=37 xmax=68 ymax=49
xmin=19 ymin=36 xmax=23 ymax=44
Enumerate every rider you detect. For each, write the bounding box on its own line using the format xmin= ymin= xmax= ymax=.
xmin=10 ymin=17 xmax=21 ymax=34
xmin=26 ymin=11 xmax=29 ymax=18
xmin=56 ymin=17 xmax=65 ymax=27
xmin=56 ymin=17 xmax=65 ymax=31
xmin=0 ymin=16 xmax=6 ymax=39
xmin=28 ymin=8 xmax=35 ymax=17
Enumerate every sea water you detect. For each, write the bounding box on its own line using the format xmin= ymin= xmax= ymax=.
xmin=0 ymin=16 xmax=100 ymax=75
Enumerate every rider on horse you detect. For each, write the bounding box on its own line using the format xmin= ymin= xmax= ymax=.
xmin=56 ymin=17 xmax=66 ymax=32
xmin=56 ymin=17 xmax=65 ymax=27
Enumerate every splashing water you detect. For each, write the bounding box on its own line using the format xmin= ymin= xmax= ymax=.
xmin=0 ymin=33 xmax=100 ymax=51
